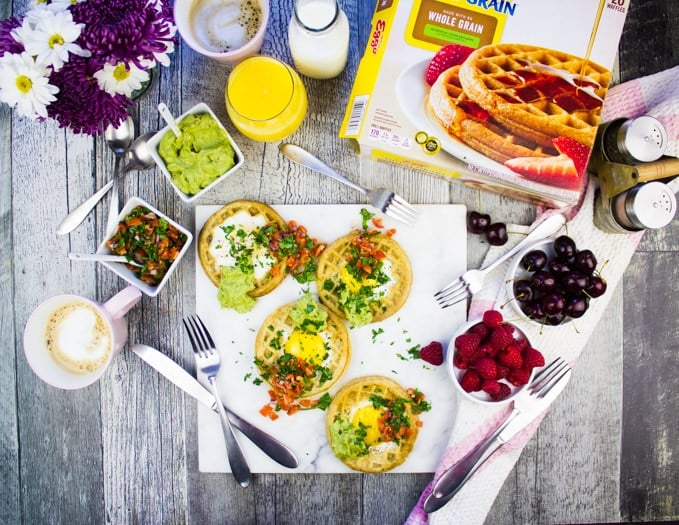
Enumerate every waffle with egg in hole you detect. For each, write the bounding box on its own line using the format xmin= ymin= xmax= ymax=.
xmin=429 ymin=65 xmax=557 ymax=164
xmin=458 ymin=43 xmax=610 ymax=148
xmin=326 ymin=375 xmax=423 ymax=473
xmin=254 ymin=298 xmax=351 ymax=413
xmin=198 ymin=200 xmax=287 ymax=296
xmin=317 ymin=229 xmax=412 ymax=325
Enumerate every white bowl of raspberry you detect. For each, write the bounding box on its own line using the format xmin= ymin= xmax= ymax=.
xmin=446 ymin=310 xmax=545 ymax=404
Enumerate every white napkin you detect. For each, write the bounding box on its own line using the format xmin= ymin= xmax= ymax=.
xmin=405 ymin=178 xmax=644 ymax=525
xmin=406 ymin=64 xmax=679 ymax=524
xmin=600 ymin=65 xmax=679 ymax=157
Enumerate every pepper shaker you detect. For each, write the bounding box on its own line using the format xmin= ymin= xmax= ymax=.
xmin=594 ymin=116 xmax=668 ymax=165
xmin=594 ymin=181 xmax=677 ymax=234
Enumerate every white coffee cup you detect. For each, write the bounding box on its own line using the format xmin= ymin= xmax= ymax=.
xmin=174 ymin=0 xmax=270 ymax=65
xmin=23 ymin=286 xmax=142 ymax=389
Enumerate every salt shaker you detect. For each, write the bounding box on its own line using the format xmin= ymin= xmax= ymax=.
xmin=288 ymin=0 xmax=349 ymax=79
xmin=594 ymin=181 xmax=677 ymax=234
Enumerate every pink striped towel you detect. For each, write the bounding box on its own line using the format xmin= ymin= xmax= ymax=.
xmin=406 ymin=65 xmax=679 ymax=525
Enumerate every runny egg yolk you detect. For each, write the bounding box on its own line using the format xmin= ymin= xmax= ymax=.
xmin=352 ymin=405 xmax=384 ymax=446
xmin=284 ymin=330 xmax=326 ymax=365
xmin=340 ymin=266 xmax=377 ymax=293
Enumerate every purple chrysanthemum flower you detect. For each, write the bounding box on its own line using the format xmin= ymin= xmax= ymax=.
xmin=47 ymin=55 xmax=133 ymax=135
xmin=71 ymin=0 xmax=175 ymax=68
xmin=0 ymin=17 xmax=24 ymax=57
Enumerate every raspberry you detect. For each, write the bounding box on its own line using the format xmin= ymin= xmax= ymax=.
xmin=491 ymin=383 xmax=511 ymax=401
xmin=498 ymin=344 xmax=523 ymax=369
xmin=453 ymin=353 xmax=469 ymax=369
xmin=523 ymin=347 xmax=545 ymax=369
xmin=473 ymin=357 xmax=497 ymax=380
xmin=478 ymin=342 xmax=495 ymax=357
xmin=481 ymin=379 xmax=501 ymax=397
xmin=469 ymin=322 xmax=490 ymax=339
xmin=454 ymin=332 xmax=481 ymax=359
xmin=508 ymin=368 xmax=531 ymax=387
xmin=495 ymin=364 xmax=510 ymax=379
xmin=468 ymin=348 xmax=487 ymax=365
xmin=514 ymin=335 xmax=529 ymax=351
xmin=425 ymin=44 xmax=475 ymax=85
xmin=460 ymin=369 xmax=482 ymax=392
xmin=419 ymin=341 xmax=444 ymax=365
xmin=490 ymin=325 xmax=514 ymax=351
xmin=482 ymin=309 xmax=503 ymax=328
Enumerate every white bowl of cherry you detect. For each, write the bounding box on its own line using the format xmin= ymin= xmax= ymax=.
xmin=505 ymin=235 xmax=607 ymax=326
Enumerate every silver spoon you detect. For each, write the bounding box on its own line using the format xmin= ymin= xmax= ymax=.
xmin=104 ymin=117 xmax=135 ymax=234
xmin=57 ymin=132 xmax=156 ymax=236
xmin=68 ymin=253 xmax=143 ymax=267
xmin=157 ymin=102 xmax=181 ymax=137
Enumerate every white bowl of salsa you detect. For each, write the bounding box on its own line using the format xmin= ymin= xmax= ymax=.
xmin=97 ymin=197 xmax=193 ymax=296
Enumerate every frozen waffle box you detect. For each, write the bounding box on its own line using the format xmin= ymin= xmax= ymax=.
xmin=339 ymin=0 xmax=629 ymax=207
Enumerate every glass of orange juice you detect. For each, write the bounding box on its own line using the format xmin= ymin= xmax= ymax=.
xmin=225 ymin=56 xmax=308 ymax=142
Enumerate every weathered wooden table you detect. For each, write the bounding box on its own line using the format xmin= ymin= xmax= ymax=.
xmin=1 ymin=1 xmax=677 ymax=524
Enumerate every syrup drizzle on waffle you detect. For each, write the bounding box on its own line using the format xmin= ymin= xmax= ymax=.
xmin=580 ymin=0 xmax=608 ymax=81
xmin=497 ymin=59 xmax=604 ymax=110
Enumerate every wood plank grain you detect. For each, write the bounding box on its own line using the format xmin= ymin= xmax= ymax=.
xmin=11 ymin=111 xmax=106 ymax=523
xmin=618 ymin=1 xmax=679 ymax=82
xmin=0 ymin=6 xmax=18 ymax=520
xmin=4 ymin=0 xmax=678 ymax=523
xmin=621 ymin=252 xmax=679 ymax=522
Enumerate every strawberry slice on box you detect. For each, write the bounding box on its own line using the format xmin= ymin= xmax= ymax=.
xmin=425 ymin=44 xmax=475 ymax=86
xmin=504 ymin=137 xmax=590 ymax=190
xmin=553 ymin=136 xmax=591 ymax=177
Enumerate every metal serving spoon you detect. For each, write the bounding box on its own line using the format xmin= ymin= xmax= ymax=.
xmin=104 ymin=117 xmax=135 ymax=234
xmin=57 ymin=132 xmax=156 ymax=236
xmin=68 ymin=252 xmax=143 ymax=267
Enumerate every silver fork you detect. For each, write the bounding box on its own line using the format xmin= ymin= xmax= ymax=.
xmin=435 ymin=213 xmax=566 ymax=308
xmin=183 ymin=315 xmax=251 ymax=487
xmin=423 ymin=357 xmax=571 ymax=513
xmin=279 ymin=143 xmax=418 ymax=225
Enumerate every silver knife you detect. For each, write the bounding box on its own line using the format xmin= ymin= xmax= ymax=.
xmin=131 ymin=343 xmax=299 ymax=469
xmin=423 ymin=360 xmax=572 ymax=513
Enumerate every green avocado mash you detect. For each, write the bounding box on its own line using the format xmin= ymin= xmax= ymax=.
xmin=289 ymin=292 xmax=328 ymax=334
xmin=329 ymin=417 xmax=369 ymax=459
xmin=158 ymin=113 xmax=236 ymax=195
xmin=217 ymin=266 xmax=256 ymax=313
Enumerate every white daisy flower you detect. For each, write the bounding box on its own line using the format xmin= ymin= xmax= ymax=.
xmin=24 ymin=2 xmax=69 ymax=31
xmin=13 ymin=8 xmax=90 ymax=71
xmin=0 ymin=52 xmax=58 ymax=119
xmin=94 ymin=61 xmax=150 ymax=98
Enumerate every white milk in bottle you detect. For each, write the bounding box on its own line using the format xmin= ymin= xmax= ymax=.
xmin=288 ymin=0 xmax=349 ymax=79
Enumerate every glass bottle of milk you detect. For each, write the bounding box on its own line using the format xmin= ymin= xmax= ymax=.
xmin=288 ymin=0 xmax=349 ymax=79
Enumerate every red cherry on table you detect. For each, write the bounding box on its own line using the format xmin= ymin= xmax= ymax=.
xmin=485 ymin=222 xmax=507 ymax=246
xmin=467 ymin=211 xmax=491 ymax=234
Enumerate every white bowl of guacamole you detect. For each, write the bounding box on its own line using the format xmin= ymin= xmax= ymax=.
xmin=149 ymin=102 xmax=244 ymax=202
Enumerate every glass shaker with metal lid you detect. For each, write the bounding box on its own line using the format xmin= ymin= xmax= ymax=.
xmin=595 ymin=115 xmax=668 ymax=165
xmin=594 ymin=181 xmax=677 ymax=233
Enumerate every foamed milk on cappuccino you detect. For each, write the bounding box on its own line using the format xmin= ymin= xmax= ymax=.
xmin=45 ymin=301 xmax=112 ymax=374
xmin=189 ymin=0 xmax=263 ymax=53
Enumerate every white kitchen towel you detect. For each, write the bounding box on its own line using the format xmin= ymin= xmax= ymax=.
xmin=406 ymin=178 xmax=644 ymax=525
xmin=403 ymin=63 xmax=679 ymax=524
xmin=601 ymin=65 xmax=679 ymax=157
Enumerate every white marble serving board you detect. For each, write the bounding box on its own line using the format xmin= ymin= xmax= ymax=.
xmin=195 ymin=204 xmax=467 ymax=473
